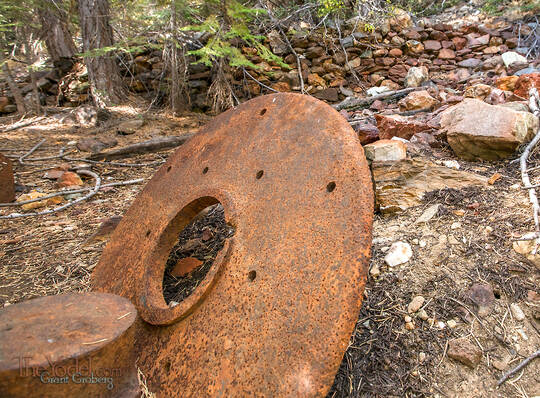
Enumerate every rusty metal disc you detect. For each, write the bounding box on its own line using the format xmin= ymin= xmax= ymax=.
xmin=92 ymin=93 xmax=373 ymax=397
xmin=0 ymin=292 xmax=138 ymax=397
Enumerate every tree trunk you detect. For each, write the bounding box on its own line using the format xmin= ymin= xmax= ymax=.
xmin=1 ymin=59 xmax=26 ymax=114
xmin=169 ymin=0 xmax=189 ymax=115
xmin=78 ymin=0 xmax=126 ymax=107
xmin=38 ymin=0 xmax=77 ymax=62
xmin=23 ymin=33 xmax=42 ymax=115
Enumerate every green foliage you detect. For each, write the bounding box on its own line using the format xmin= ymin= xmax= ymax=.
xmin=184 ymin=0 xmax=289 ymax=71
xmin=317 ymin=0 xmax=345 ymax=16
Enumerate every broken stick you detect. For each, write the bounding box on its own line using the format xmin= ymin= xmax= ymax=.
xmin=88 ymin=135 xmax=194 ymax=161
xmin=334 ymin=87 xmax=418 ymax=111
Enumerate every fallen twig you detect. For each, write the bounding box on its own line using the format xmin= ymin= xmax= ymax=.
xmin=497 ymin=349 xmax=540 ymax=386
xmin=2 ymin=116 xmax=46 ymax=133
xmin=19 ymin=139 xmax=45 ymax=165
xmin=242 ymin=68 xmax=278 ymax=93
xmin=519 ymin=88 xmax=540 ymax=252
xmin=334 ymin=87 xmax=418 ymax=111
xmin=0 ymin=170 xmax=101 ymax=219
xmin=0 ymin=178 xmax=143 ymax=207
xmin=87 ymin=135 xmax=193 ymax=161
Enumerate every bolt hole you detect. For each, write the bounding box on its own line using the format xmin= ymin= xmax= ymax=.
xmin=146 ymin=230 xmax=151 ymax=237
xmin=494 ymin=290 xmax=501 ymax=299
xmin=164 ymin=361 xmax=171 ymax=372
xmin=247 ymin=270 xmax=257 ymax=281
xmin=260 ymin=108 xmax=267 ymax=116
xmin=256 ymin=170 xmax=264 ymax=179
xmin=203 ymin=167 xmax=209 ymax=174
xmin=327 ymin=182 xmax=336 ymax=192
xmin=167 ymin=166 xmax=172 ymax=173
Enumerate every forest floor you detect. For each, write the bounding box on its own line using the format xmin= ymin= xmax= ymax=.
xmin=0 ymin=106 xmax=539 ymax=397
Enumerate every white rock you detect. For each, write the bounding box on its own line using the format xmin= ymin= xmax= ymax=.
xmin=370 ymin=264 xmax=380 ymax=277
xmin=419 ymin=240 xmax=427 ymax=248
xmin=510 ymin=303 xmax=525 ymax=321
xmin=367 ymin=86 xmax=391 ymax=96
xmin=443 ymin=160 xmax=460 ymax=169
xmin=447 ymin=319 xmax=457 ymax=328
xmin=364 ymin=139 xmax=407 ymax=162
xmin=436 ymin=321 xmax=446 ymax=329
xmin=451 ymin=222 xmax=461 ymax=229
xmin=404 ymin=66 xmax=429 ymax=87
xmin=501 ymin=51 xmax=528 ymax=68
xmin=419 ymin=352 xmax=426 ymax=362
xmin=418 ymin=309 xmax=429 ymax=320
xmin=384 ymin=241 xmax=413 ymax=267
xmin=416 ymin=204 xmax=440 ymax=224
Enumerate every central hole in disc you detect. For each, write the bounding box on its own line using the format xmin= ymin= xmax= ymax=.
xmin=162 ymin=203 xmax=235 ymax=306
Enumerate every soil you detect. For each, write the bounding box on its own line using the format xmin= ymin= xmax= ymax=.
xmin=0 ymin=106 xmax=539 ymax=397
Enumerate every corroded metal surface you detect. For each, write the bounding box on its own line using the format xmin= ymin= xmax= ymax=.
xmin=0 ymin=292 xmax=138 ymax=397
xmin=92 ymin=93 xmax=374 ymax=397
xmin=0 ymin=154 xmax=14 ymax=203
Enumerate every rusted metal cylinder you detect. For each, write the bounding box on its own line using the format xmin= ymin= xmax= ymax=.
xmin=0 ymin=154 xmax=15 ymax=203
xmin=0 ymin=292 xmax=139 ymax=398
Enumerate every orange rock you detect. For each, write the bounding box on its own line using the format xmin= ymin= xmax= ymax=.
xmin=488 ymin=173 xmax=502 ymax=185
xmin=56 ymin=171 xmax=83 ymax=188
xmin=171 ymin=257 xmax=203 ymax=277
xmin=495 ymin=76 xmax=519 ymax=91
xmin=514 ymin=73 xmax=540 ymax=99
xmin=271 ymin=82 xmax=291 ymax=92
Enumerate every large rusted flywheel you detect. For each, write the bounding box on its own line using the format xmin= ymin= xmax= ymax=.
xmin=92 ymin=93 xmax=374 ymax=397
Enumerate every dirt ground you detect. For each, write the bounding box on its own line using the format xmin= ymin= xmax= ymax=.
xmin=1 ymin=107 xmax=539 ymax=397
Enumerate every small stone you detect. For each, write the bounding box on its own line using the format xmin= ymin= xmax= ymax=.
xmin=467 ymin=283 xmax=495 ymax=317
xmin=448 ymin=235 xmax=460 ymax=245
xmin=419 ymin=352 xmax=426 ymax=362
xmin=408 ymin=296 xmax=425 ymax=313
xmin=488 ymin=173 xmax=502 ymax=185
xmin=443 ymin=160 xmax=460 ymax=169
xmin=415 ymin=203 xmax=441 ymax=224
xmin=384 ymin=241 xmax=413 ymax=267
xmin=427 ymin=317 xmax=435 ymax=326
xmin=404 ymin=315 xmax=412 ymax=323
xmin=404 ymin=66 xmax=429 ymax=87
xmin=492 ymin=359 xmax=507 ymax=371
xmin=412 ymin=239 xmax=419 ymax=245
xmin=115 ymin=119 xmax=144 ymax=135
xmin=405 ymin=321 xmax=415 ymax=330
xmin=451 ymin=222 xmax=461 ymax=230
xmin=438 ymin=49 xmax=456 ymax=59
xmin=436 ymin=321 xmax=446 ymax=329
xmin=419 ymin=240 xmax=427 ymax=248
xmin=418 ymin=309 xmax=428 ymax=320
xmin=501 ymin=51 xmax=527 ymax=68
xmin=398 ymin=90 xmax=439 ymax=111
xmin=364 ymin=139 xmax=407 ymax=162
xmin=510 ymin=303 xmax=525 ymax=321
xmin=57 ymin=171 xmax=83 ymax=188
xmin=370 ymin=263 xmax=380 ymax=277
xmin=447 ymin=319 xmax=457 ymax=328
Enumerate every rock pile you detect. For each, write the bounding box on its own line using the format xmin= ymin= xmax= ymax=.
xmin=0 ymin=9 xmax=537 ymax=112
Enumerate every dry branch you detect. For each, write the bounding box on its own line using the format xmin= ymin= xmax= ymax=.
xmin=334 ymin=87 xmax=418 ymax=111
xmin=497 ymin=349 xmax=540 ymax=386
xmin=0 ymin=170 xmax=101 ymax=219
xmin=2 ymin=116 xmax=46 ymax=133
xmin=519 ymin=88 xmax=540 ymax=248
xmin=87 ymin=135 xmax=193 ymax=161
xmin=0 ymin=178 xmax=143 ymax=207
xmin=19 ymin=139 xmax=45 ymax=165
